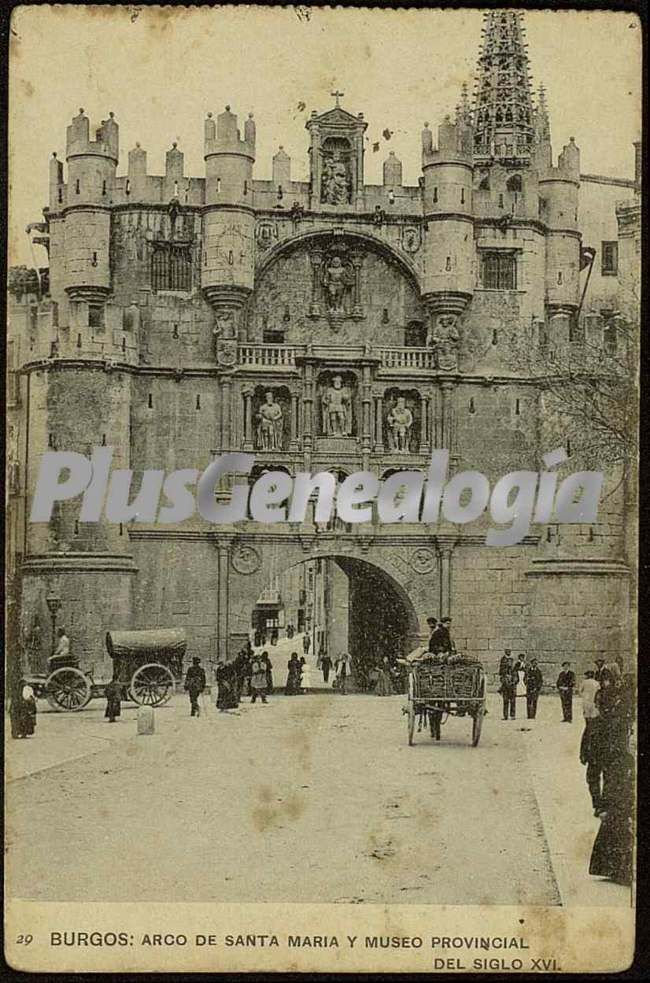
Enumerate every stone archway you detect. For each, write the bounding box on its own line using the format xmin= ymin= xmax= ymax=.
xmin=237 ymin=547 xmax=421 ymax=691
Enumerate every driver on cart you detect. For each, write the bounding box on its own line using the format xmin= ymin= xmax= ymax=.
xmin=47 ymin=627 xmax=79 ymax=671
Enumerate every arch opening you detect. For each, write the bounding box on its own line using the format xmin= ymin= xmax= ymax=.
xmin=247 ymin=553 xmax=420 ymax=693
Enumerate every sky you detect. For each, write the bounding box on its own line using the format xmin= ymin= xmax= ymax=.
xmin=8 ymin=5 xmax=641 ymax=267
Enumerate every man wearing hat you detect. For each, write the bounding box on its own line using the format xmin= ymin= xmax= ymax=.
xmin=184 ymin=657 xmax=207 ymax=717
xmin=428 ymin=617 xmax=453 ymax=656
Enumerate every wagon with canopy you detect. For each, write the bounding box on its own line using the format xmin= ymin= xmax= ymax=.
xmin=27 ymin=628 xmax=185 ymax=712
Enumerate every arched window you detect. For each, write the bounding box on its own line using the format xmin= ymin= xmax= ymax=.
xmin=506 ymin=174 xmax=523 ymax=192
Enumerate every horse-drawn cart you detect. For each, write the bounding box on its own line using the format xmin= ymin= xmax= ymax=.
xmin=401 ymin=653 xmax=487 ymax=747
xmin=27 ymin=629 xmax=186 ymax=712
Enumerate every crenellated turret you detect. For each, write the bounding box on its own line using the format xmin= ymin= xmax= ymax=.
xmin=539 ymin=136 xmax=581 ymax=316
xmin=202 ymin=106 xmax=256 ymax=329
xmin=62 ymin=109 xmax=118 ymax=303
xmin=421 ymin=115 xmax=475 ymax=325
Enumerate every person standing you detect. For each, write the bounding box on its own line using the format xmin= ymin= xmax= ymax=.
xmin=589 ymin=750 xmax=634 ymax=886
xmin=104 ymin=677 xmax=122 ymax=723
xmin=499 ymin=654 xmax=517 ymax=720
xmin=303 ymin=633 xmax=311 ymax=655
xmin=298 ymin=656 xmax=307 ymax=693
xmin=375 ymin=657 xmax=395 ymax=697
xmin=498 ymin=648 xmax=512 ymax=677
xmin=594 ymin=658 xmax=607 ymax=683
xmin=216 ymin=659 xmax=239 ymax=711
xmin=184 ymin=657 xmax=207 ymax=717
xmin=285 ymin=653 xmax=301 ymax=695
xmin=596 ymin=669 xmax=628 ymax=811
xmin=580 ymin=671 xmax=605 ymax=815
xmin=10 ymin=679 xmax=37 ymax=738
xmin=250 ymin=652 xmax=269 ymax=704
xmin=263 ymin=652 xmax=274 ymax=694
xmin=335 ymin=652 xmax=351 ymax=694
xmin=556 ymin=661 xmax=576 ymax=722
xmin=320 ymin=651 xmax=332 ymax=684
xmin=524 ymin=658 xmax=543 ymax=719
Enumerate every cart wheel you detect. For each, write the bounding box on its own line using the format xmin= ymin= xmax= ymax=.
xmin=130 ymin=663 xmax=175 ymax=706
xmin=472 ymin=706 xmax=485 ymax=746
xmin=407 ymin=673 xmax=416 ymax=746
xmin=46 ymin=667 xmax=92 ymax=712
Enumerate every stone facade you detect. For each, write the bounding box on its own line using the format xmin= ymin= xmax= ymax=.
xmin=8 ymin=12 xmax=637 ymax=688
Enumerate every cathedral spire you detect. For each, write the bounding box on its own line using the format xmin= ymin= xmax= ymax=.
xmin=472 ymin=10 xmax=535 ymax=165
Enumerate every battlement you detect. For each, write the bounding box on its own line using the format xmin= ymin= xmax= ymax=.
xmin=538 ymin=137 xmax=580 ymax=185
xmin=204 ymin=106 xmax=255 ymax=160
xmin=66 ymin=109 xmax=119 ymax=162
xmin=422 ymin=117 xmax=473 ymax=167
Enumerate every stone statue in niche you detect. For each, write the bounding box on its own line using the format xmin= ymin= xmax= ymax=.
xmin=428 ymin=313 xmax=460 ymax=370
xmin=322 ymin=255 xmax=354 ymax=314
xmin=255 ymin=391 xmax=284 ymax=451
xmin=321 ymin=152 xmax=351 ymax=205
xmin=322 ymin=375 xmax=352 ymax=436
xmin=387 ymin=396 xmax=414 ymax=453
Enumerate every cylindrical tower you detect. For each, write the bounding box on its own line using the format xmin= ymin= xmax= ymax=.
xmin=421 ymin=116 xmax=475 ymax=324
xmin=63 ymin=109 xmax=118 ymax=303
xmin=202 ymin=106 xmax=256 ymax=341
xmin=540 ymin=137 xmax=581 ymax=316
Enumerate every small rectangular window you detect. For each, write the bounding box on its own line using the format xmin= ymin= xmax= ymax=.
xmin=263 ymin=329 xmax=285 ymax=344
xmin=88 ymin=304 xmax=104 ymax=329
xmin=601 ymin=241 xmax=618 ymax=276
xmin=481 ymin=251 xmax=517 ymax=290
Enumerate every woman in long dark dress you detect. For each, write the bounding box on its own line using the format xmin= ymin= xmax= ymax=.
xmin=216 ymin=660 xmax=239 ymax=711
xmin=10 ymin=680 xmax=37 ymax=738
xmin=285 ymin=653 xmax=301 ymax=695
xmin=589 ymin=751 xmax=634 ymax=886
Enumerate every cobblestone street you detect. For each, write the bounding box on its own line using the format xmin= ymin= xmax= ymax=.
xmin=6 ymin=691 xmax=630 ymax=908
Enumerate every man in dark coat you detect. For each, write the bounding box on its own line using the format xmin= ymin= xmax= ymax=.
xmin=184 ymin=657 xmax=207 ymax=717
xmin=524 ymin=658 xmax=543 ymax=719
xmin=498 ymin=648 xmax=512 ymax=677
xmin=594 ymin=658 xmax=606 ymax=683
xmin=499 ymin=654 xmax=517 ymax=720
xmin=556 ymin=661 xmax=576 ymax=722
xmin=580 ymin=712 xmax=606 ymax=815
xmin=428 ymin=617 xmax=452 ymax=655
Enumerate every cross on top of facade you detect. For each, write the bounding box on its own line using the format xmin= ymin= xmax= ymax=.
xmin=331 ymin=89 xmax=344 ymax=108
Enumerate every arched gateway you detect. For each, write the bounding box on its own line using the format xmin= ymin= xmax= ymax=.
xmin=222 ymin=537 xmax=432 ymax=667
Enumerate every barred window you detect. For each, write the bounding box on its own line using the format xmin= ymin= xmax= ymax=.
xmin=151 ymin=244 xmax=192 ymax=291
xmin=601 ymin=241 xmax=618 ymax=276
xmin=481 ymin=251 xmax=517 ymax=290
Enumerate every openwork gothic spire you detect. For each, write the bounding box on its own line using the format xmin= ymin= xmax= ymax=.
xmin=472 ymin=10 xmax=535 ymax=164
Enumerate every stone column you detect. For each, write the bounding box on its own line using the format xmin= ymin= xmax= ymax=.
xmin=438 ymin=546 xmax=453 ymax=619
xmin=440 ymin=381 xmax=455 ymax=454
xmin=289 ymin=388 xmax=300 ymax=452
xmin=374 ymin=392 xmax=384 ymax=453
xmin=302 ymin=360 xmax=315 ymax=469
xmin=420 ymin=393 xmax=430 ymax=455
xmin=361 ymin=364 xmax=372 ymax=459
xmin=216 ymin=541 xmax=230 ymax=663
xmin=242 ymin=388 xmax=254 ymax=452
xmin=351 ymin=252 xmax=364 ymax=317
xmin=220 ymin=375 xmax=233 ymax=451
xmin=309 ymin=250 xmax=323 ymax=316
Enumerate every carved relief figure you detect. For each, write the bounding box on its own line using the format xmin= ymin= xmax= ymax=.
xmin=428 ymin=313 xmax=460 ymax=370
xmin=387 ymin=396 xmax=414 ymax=453
xmin=321 ymin=152 xmax=351 ymax=205
xmin=322 ymin=255 xmax=354 ymax=314
xmin=256 ymin=391 xmax=284 ymax=451
xmin=322 ymin=375 xmax=351 ymax=436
